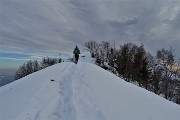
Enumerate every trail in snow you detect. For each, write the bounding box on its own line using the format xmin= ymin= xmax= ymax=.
xmin=57 ymin=61 xmax=106 ymax=120
xmin=72 ymin=63 xmax=107 ymax=120
xmin=57 ymin=63 xmax=77 ymax=120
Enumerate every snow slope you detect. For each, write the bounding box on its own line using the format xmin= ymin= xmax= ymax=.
xmin=0 ymin=60 xmax=180 ymax=120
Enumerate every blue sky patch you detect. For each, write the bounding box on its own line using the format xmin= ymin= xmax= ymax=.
xmin=0 ymin=53 xmax=30 ymax=58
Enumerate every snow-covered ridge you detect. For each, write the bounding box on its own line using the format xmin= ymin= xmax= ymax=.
xmin=0 ymin=61 xmax=180 ymax=120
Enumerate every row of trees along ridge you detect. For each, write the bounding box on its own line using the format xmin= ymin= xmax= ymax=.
xmin=84 ymin=40 xmax=180 ymax=104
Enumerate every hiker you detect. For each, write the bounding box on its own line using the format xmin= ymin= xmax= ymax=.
xmin=73 ymin=45 xmax=80 ymax=63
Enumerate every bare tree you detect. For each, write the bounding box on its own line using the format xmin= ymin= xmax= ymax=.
xmin=84 ymin=40 xmax=100 ymax=58
xmin=41 ymin=57 xmax=58 ymax=69
xmin=156 ymin=48 xmax=175 ymax=99
xmin=15 ymin=60 xmax=40 ymax=80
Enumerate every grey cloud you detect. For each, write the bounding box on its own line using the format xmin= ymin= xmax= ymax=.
xmin=108 ymin=18 xmax=139 ymax=29
xmin=0 ymin=0 xmax=180 ymax=58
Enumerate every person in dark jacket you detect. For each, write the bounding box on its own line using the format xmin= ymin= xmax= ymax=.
xmin=73 ymin=45 xmax=80 ymax=63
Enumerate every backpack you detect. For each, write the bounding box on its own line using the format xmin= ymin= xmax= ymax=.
xmin=74 ymin=49 xmax=78 ymax=54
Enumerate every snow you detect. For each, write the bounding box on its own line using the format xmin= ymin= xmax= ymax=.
xmin=0 ymin=56 xmax=180 ymax=120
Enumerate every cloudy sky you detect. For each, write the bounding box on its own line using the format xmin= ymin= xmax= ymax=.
xmin=0 ymin=0 xmax=180 ymax=71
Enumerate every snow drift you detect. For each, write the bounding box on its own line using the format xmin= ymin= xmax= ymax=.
xmin=0 ymin=60 xmax=180 ymax=120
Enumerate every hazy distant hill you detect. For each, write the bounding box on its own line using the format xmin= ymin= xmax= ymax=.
xmin=0 ymin=72 xmax=15 ymax=87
